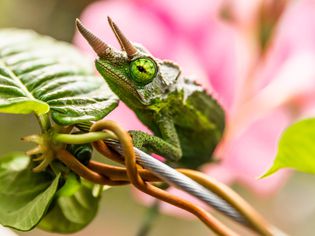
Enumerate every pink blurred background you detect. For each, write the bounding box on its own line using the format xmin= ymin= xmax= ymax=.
xmin=73 ymin=0 xmax=315 ymax=196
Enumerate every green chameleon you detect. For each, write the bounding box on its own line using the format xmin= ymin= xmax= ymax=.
xmin=76 ymin=17 xmax=225 ymax=169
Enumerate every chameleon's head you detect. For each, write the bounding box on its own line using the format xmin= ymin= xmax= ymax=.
xmin=76 ymin=17 xmax=181 ymax=108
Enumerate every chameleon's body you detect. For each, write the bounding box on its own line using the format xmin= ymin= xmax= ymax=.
xmin=132 ymin=85 xmax=225 ymax=168
xmin=77 ymin=18 xmax=225 ymax=168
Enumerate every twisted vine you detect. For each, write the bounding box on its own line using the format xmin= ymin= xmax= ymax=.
xmin=24 ymin=119 xmax=275 ymax=235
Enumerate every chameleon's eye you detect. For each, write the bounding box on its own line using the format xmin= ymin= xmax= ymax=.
xmin=130 ymin=57 xmax=157 ymax=85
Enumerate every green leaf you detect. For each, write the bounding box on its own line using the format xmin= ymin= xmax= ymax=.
xmin=261 ymin=118 xmax=315 ymax=178
xmin=0 ymin=29 xmax=118 ymax=125
xmin=38 ymin=173 xmax=100 ymax=233
xmin=56 ymin=172 xmax=81 ymax=197
xmin=0 ymin=152 xmax=60 ymax=231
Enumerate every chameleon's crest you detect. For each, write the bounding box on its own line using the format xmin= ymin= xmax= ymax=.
xmin=76 ymin=19 xmax=109 ymax=57
xmin=107 ymin=17 xmax=137 ymax=58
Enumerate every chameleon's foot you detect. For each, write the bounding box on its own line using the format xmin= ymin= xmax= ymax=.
xmin=128 ymin=130 xmax=150 ymax=153
xmin=128 ymin=130 xmax=182 ymax=162
xmin=22 ymin=134 xmax=56 ymax=173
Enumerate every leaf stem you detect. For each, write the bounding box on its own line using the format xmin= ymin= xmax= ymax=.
xmin=53 ymin=131 xmax=117 ymax=144
xmin=36 ymin=114 xmax=51 ymax=133
xmin=136 ymin=201 xmax=160 ymax=236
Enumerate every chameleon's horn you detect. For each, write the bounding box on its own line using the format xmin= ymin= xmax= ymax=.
xmin=76 ymin=19 xmax=109 ymax=57
xmin=107 ymin=16 xmax=137 ymax=58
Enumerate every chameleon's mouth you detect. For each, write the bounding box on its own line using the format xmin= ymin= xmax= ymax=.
xmin=96 ymin=61 xmax=135 ymax=93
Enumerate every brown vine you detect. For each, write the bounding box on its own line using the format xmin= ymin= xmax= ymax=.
xmin=89 ymin=120 xmax=239 ymax=236
xmin=55 ymin=119 xmax=276 ymax=236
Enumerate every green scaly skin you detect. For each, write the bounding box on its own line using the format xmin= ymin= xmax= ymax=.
xmin=79 ymin=20 xmax=225 ymax=169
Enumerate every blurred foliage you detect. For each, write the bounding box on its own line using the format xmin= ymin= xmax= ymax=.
xmin=0 ymin=0 xmax=97 ymax=41
xmin=263 ymin=119 xmax=315 ymax=178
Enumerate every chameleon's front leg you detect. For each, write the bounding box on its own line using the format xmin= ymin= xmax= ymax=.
xmin=129 ymin=114 xmax=182 ymax=162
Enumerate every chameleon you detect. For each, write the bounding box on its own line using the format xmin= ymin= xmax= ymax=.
xmin=76 ymin=17 xmax=225 ymax=169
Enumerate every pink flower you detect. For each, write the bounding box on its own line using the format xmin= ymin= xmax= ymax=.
xmin=209 ymin=0 xmax=315 ymax=196
xmin=73 ymin=0 xmax=315 ymax=201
